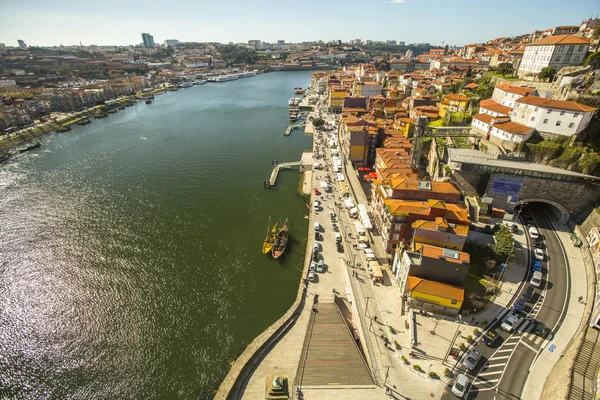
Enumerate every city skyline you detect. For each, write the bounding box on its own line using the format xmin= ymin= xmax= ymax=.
xmin=1 ymin=0 xmax=599 ymax=47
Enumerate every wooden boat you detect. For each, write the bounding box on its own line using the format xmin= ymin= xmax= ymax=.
xmin=262 ymin=219 xmax=278 ymax=254
xmin=77 ymin=118 xmax=91 ymax=126
xmin=272 ymin=219 xmax=289 ymax=259
xmin=56 ymin=126 xmax=71 ymax=133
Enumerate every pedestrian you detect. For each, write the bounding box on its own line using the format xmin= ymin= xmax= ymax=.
xmin=374 ymin=316 xmax=378 ymax=322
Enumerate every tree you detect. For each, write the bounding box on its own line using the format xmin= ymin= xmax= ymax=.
xmin=466 ymin=66 xmax=473 ymax=78
xmin=312 ymin=117 xmax=325 ymax=128
xmin=585 ymin=52 xmax=600 ymax=70
xmin=497 ymin=62 xmax=514 ymax=77
xmin=492 ymin=225 xmax=514 ymax=263
xmin=537 ymin=66 xmax=556 ymax=82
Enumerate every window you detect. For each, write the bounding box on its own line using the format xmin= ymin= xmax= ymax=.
xmin=575 ymin=56 xmax=580 ymax=62
xmin=574 ymin=113 xmax=579 ymax=118
xmin=559 ymin=46 xmax=565 ymax=52
xmin=392 ymin=234 xmax=400 ymax=241
xmin=394 ymin=224 xmax=401 ymax=231
xmin=530 ymin=116 xmax=535 ymax=121
xmin=569 ymin=123 xmax=574 ymax=128
xmin=534 ymin=107 xmax=538 ymax=111
xmin=543 ymin=119 xmax=548 ymax=124
xmin=555 ymin=56 xmax=561 ymax=62
xmin=451 ymin=299 xmax=458 ymax=305
xmin=556 ymin=121 xmax=561 ymax=126
xmin=560 ymin=111 xmax=565 ymax=116
xmin=579 ymin=45 xmax=584 ymax=52
xmin=569 ymin=45 xmax=574 ymax=51
xmin=547 ymin=110 xmax=552 ymax=114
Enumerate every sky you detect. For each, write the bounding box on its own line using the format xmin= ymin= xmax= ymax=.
xmin=0 ymin=0 xmax=599 ymax=47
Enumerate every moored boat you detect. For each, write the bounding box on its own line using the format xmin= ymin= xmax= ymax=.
xmin=272 ymin=219 xmax=289 ymax=259
xmin=0 ymin=153 xmax=9 ymax=163
xmin=18 ymin=142 xmax=41 ymax=153
xmin=262 ymin=219 xmax=279 ymax=254
xmin=77 ymin=118 xmax=91 ymax=126
xmin=56 ymin=126 xmax=71 ymax=133
xmin=145 ymin=98 xmax=153 ymax=104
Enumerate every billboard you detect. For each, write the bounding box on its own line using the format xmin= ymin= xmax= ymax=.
xmin=491 ymin=177 xmax=523 ymax=198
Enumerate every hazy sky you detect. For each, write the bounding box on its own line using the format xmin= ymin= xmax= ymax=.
xmin=1 ymin=0 xmax=599 ymax=47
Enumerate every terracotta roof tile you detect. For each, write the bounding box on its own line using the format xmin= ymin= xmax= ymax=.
xmin=515 ymin=96 xmax=598 ymax=112
xmin=495 ymin=83 xmax=536 ymax=96
xmin=406 ymin=276 xmax=465 ymax=302
xmin=528 ymin=35 xmax=590 ymax=46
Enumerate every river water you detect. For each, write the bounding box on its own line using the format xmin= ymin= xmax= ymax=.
xmin=0 ymin=71 xmax=313 ymax=399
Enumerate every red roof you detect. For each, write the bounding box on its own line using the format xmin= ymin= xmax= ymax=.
xmin=528 ymin=35 xmax=590 ymax=46
xmin=516 ymin=96 xmax=598 ymax=112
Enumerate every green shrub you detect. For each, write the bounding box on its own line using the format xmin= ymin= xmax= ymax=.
xmin=429 ymin=371 xmax=438 ymax=379
xmin=389 ymin=326 xmax=395 ymax=333
xmin=459 ymin=343 xmax=466 ymax=351
xmin=473 ymin=328 xmax=480 ymax=336
xmin=413 ymin=364 xmax=422 ymax=372
xmin=401 ymin=355 xmax=409 ymax=365
xmin=444 ymin=367 xmax=452 ymax=377
xmin=466 ymin=335 xmax=473 ymax=343
xmin=482 ymin=320 xmax=489 ymax=327
xmin=394 ymin=340 xmax=400 ymax=349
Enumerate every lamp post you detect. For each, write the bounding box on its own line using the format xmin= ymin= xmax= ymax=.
xmin=384 ymin=364 xmax=392 ymax=387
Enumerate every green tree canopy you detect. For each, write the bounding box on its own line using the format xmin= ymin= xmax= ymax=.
xmin=217 ymin=45 xmax=259 ymax=65
xmin=492 ymin=225 xmax=514 ymax=263
xmin=497 ymin=62 xmax=514 ymax=77
xmin=312 ymin=117 xmax=325 ymax=128
xmin=538 ymin=67 xmax=556 ymax=82
xmin=585 ymin=52 xmax=600 ymax=70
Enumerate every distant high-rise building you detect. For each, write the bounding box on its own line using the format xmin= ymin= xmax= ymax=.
xmin=277 ymin=40 xmax=285 ymax=45
xmin=141 ymin=33 xmax=155 ymax=48
xmin=399 ymin=41 xmax=405 ymax=46
xmin=353 ymin=39 xmax=361 ymax=45
xmin=17 ymin=39 xmax=27 ymax=50
xmin=163 ymin=39 xmax=179 ymax=47
xmin=0 ymin=43 xmax=6 ymax=56
xmin=386 ymin=40 xmax=397 ymax=46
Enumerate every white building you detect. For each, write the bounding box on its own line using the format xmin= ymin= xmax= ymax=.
xmin=512 ymin=96 xmax=597 ymax=136
xmin=0 ymin=79 xmax=17 ymax=87
xmin=518 ymin=35 xmax=590 ymax=78
xmin=471 ymin=114 xmax=534 ymax=145
xmin=479 ymin=99 xmax=512 ymax=117
xmin=491 ymin=83 xmax=537 ymax=108
xmin=361 ymin=81 xmax=382 ymax=99
xmin=163 ymin=39 xmax=179 ymax=47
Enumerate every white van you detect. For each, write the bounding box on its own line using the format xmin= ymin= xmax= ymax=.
xmin=530 ymin=271 xmax=543 ymax=288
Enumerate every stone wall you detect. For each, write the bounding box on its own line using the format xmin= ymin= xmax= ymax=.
xmin=581 ymin=208 xmax=600 ymax=238
xmin=484 ymin=173 xmax=600 ymax=222
xmin=452 ymin=170 xmax=489 ymax=198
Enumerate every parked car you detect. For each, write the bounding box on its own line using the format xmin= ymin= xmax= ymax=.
xmin=308 ymin=271 xmax=316 ymax=282
xmin=315 ymin=232 xmax=320 ymax=241
xmin=513 ymin=298 xmax=526 ymax=313
xmin=310 ymin=262 xmax=316 ymax=271
xmin=521 ymin=286 xmax=534 ymax=302
xmin=462 ymin=349 xmax=482 ymax=371
xmin=534 ymin=322 xmax=546 ymax=337
xmin=312 ymin=250 xmax=319 ymax=262
xmin=452 ymin=374 xmax=469 ymax=398
xmin=501 ymin=312 xmax=522 ymax=332
xmin=534 ymin=248 xmax=544 ymax=261
xmin=313 ymin=243 xmax=319 ymax=252
xmin=316 ymin=259 xmax=324 ymax=273
xmin=528 ymin=226 xmax=539 ymax=239
xmin=511 ymin=224 xmax=518 ymax=233
xmin=335 ymin=232 xmax=342 ymax=242
xmin=314 ymin=188 xmax=320 ymax=195
xmin=532 ymin=261 xmax=542 ymax=272
xmin=336 ymin=241 xmax=343 ymax=253
xmin=483 ymin=330 xmax=499 ymax=346
xmin=530 ymin=271 xmax=543 ymax=288
xmin=332 ymin=223 xmax=339 ymax=232
xmin=314 ymin=222 xmax=320 ymax=231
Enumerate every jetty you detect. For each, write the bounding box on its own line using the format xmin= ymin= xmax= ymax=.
xmin=264 ymin=161 xmax=302 ymax=188
xmin=285 ymin=125 xmax=302 ymax=136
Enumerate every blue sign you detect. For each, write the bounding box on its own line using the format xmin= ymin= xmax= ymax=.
xmin=491 ymin=177 xmax=523 ymax=197
xmin=548 ymin=344 xmax=556 ymax=353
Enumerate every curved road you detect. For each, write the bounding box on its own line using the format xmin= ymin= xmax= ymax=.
xmin=442 ymin=204 xmax=571 ymax=399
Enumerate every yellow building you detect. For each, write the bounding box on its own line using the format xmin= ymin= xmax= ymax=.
xmin=393 ymin=118 xmax=414 ymax=138
xmin=406 ymin=276 xmax=464 ymax=315
xmin=439 ymin=93 xmax=471 ymax=119
xmin=328 ymin=85 xmax=347 ymax=113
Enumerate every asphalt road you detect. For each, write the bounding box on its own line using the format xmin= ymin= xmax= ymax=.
xmin=442 ymin=203 xmax=571 ymax=399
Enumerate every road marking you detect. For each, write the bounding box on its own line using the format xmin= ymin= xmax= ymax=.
xmin=520 ymin=341 xmax=539 ymax=352
xmin=490 ymin=355 xmax=510 ymax=361
xmin=479 ymin=370 xmax=503 ymax=377
xmin=485 ymin=362 xmax=507 ymax=368
xmin=495 ymin=348 xmax=513 ymax=354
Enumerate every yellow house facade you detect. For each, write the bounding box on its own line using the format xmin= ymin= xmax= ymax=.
xmin=439 ymin=93 xmax=471 ymax=119
xmin=406 ymin=276 xmax=464 ymax=315
xmin=328 ymin=86 xmax=347 ymax=113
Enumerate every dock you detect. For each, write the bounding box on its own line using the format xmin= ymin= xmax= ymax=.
xmin=264 ymin=161 xmax=302 ymax=188
xmin=285 ymin=125 xmax=303 ymax=136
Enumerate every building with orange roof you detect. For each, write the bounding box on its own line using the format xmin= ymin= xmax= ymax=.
xmin=371 ymin=196 xmax=469 ymax=253
xmin=371 ymin=176 xmax=462 ymax=204
xmin=340 ymin=116 xmax=378 ymax=166
xmin=491 ymin=83 xmax=538 ymax=108
xmin=439 ymin=93 xmax=471 ymax=119
xmin=471 ymin=114 xmax=534 ymax=149
xmin=479 ymin=99 xmax=512 ymax=117
xmin=404 ymin=276 xmax=464 ymax=315
xmin=518 ymin=35 xmax=590 ymax=79
xmin=412 ymin=218 xmax=469 ymax=251
xmin=513 ymin=96 xmax=597 ymax=137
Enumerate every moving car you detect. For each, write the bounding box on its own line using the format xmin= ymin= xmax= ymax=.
xmin=452 ymin=373 xmax=469 ymax=398
xmin=534 ymin=322 xmax=546 ymax=337
xmin=530 ymin=271 xmax=543 ymax=288
xmin=501 ymin=312 xmax=522 ymax=332
xmin=462 ymin=349 xmax=482 ymax=371
xmin=534 ymin=248 xmax=544 ymax=261
xmin=521 ymin=286 xmax=534 ymax=302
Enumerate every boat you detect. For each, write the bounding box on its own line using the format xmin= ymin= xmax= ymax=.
xmin=56 ymin=126 xmax=71 ymax=133
xmin=107 ymin=109 xmax=117 ymax=114
xmin=18 ymin=142 xmax=41 ymax=153
xmin=288 ymin=98 xmax=295 ymax=106
xmin=290 ymin=114 xmax=298 ymax=122
xmin=196 ymin=80 xmax=208 ymax=85
xmin=181 ymin=82 xmax=194 ymax=88
xmin=145 ymin=98 xmax=153 ymax=104
xmin=294 ymin=87 xmax=303 ymax=94
xmin=272 ymin=219 xmax=289 ymax=259
xmin=262 ymin=219 xmax=279 ymax=254
xmin=0 ymin=153 xmax=9 ymax=163
xmin=77 ymin=118 xmax=91 ymax=126
xmin=118 ymin=106 xmax=125 ymax=110
xmin=96 ymin=113 xmax=108 ymax=119
xmin=293 ymin=98 xmax=300 ymax=106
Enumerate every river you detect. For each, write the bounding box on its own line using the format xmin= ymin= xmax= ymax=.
xmin=0 ymin=71 xmax=313 ymax=399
